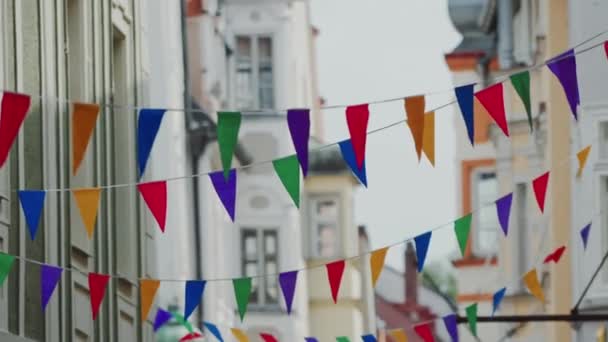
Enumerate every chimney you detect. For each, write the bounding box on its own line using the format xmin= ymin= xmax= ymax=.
xmin=404 ymin=242 xmax=418 ymax=305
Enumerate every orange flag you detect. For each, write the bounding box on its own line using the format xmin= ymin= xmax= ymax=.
xmin=422 ymin=111 xmax=435 ymax=166
xmin=523 ymin=268 xmax=544 ymax=302
xmin=72 ymin=103 xmax=100 ymax=175
xmin=140 ymin=279 xmax=160 ymax=322
xmin=389 ymin=329 xmax=408 ymax=342
xmin=370 ymin=247 xmax=388 ymax=287
xmin=231 ymin=328 xmax=250 ymax=342
xmin=72 ymin=188 xmax=101 ymax=239
xmin=404 ymin=96 xmax=425 ymax=161
xmin=576 ymin=145 xmax=591 ymax=178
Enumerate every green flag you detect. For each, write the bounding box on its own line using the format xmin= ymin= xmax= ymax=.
xmin=466 ymin=303 xmax=478 ymax=337
xmin=510 ymin=71 xmax=533 ymax=132
xmin=169 ymin=310 xmax=193 ymax=333
xmin=217 ymin=112 xmax=242 ymax=179
xmin=454 ymin=213 xmax=472 ymax=257
xmin=233 ymin=277 xmax=252 ymax=321
xmin=336 ymin=337 xmax=350 ymax=342
xmin=273 ymin=155 xmax=301 ymax=208
xmin=0 ymin=253 xmax=15 ymax=287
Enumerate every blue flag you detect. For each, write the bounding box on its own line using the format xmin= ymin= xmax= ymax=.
xmin=137 ymin=109 xmax=166 ymax=177
xmin=580 ymin=223 xmax=591 ymax=250
xmin=414 ymin=231 xmax=432 ymax=272
xmin=492 ymin=287 xmax=507 ymax=315
xmin=153 ymin=309 xmax=172 ymax=332
xmin=361 ymin=335 xmax=377 ymax=342
xmin=339 ymin=139 xmax=368 ymax=187
xmin=184 ymin=280 xmax=206 ymax=320
xmin=204 ymin=322 xmax=224 ymax=342
xmin=455 ymin=84 xmax=475 ymax=145
xmin=18 ymin=190 xmax=46 ymax=240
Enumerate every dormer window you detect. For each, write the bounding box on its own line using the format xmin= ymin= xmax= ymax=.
xmin=234 ymin=35 xmax=274 ymax=110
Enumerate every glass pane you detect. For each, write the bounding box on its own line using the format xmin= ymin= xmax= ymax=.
xmin=602 ymin=177 xmax=608 ymax=283
xmin=265 ymin=262 xmax=278 ymax=304
xmin=250 ymin=277 xmax=259 ymax=305
xmin=601 ymin=122 xmax=608 ymax=159
xmin=318 ymin=224 xmax=337 ymax=257
xmin=316 ymin=199 xmax=338 ymax=219
xmin=235 ymin=36 xmax=254 ymax=109
xmin=475 ymin=172 xmax=499 ymax=255
xmin=242 ymin=231 xmax=258 ymax=261
xmin=264 ymin=231 xmax=277 ymax=256
xmin=257 ymin=37 xmax=274 ymax=109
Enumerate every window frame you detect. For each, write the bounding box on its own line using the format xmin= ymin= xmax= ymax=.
xmin=240 ymin=226 xmax=280 ymax=310
xmin=470 ymin=168 xmax=500 ymax=257
xmin=231 ymin=34 xmax=275 ymax=111
xmin=307 ymin=194 xmax=342 ymax=259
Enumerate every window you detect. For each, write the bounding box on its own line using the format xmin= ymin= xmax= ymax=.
xmin=472 ymin=171 xmax=499 ymax=256
xmin=600 ymin=176 xmax=608 ymax=283
xmin=600 ymin=122 xmax=608 ymax=160
xmin=241 ymin=228 xmax=279 ymax=307
xmin=309 ymin=196 xmax=340 ymax=258
xmin=234 ymin=35 xmax=274 ymax=110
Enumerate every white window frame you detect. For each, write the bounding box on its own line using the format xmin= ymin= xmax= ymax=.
xmin=471 ymin=168 xmax=500 ymax=257
xmin=308 ymin=194 xmax=342 ymax=259
xmin=240 ymin=226 xmax=280 ymax=309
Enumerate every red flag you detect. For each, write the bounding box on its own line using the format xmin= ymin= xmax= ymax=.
xmin=475 ymin=83 xmax=509 ymax=137
xmin=260 ymin=333 xmax=278 ymax=342
xmin=414 ymin=323 xmax=435 ymax=342
xmin=543 ymin=245 xmax=566 ymax=264
xmin=326 ymin=260 xmax=346 ymax=303
xmin=345 ymin=104 xmax=369 ymax=170
xmin=179 ymin=333 xmax=203 ymax=341
xmin=532 ymin=172 xmax=550 ymax=213
xmin=88 ymin=273 xmax=111 ymax=320
xmin=0 ymin=92 xmax=31 ymax=168
xmin=604 ymin=41 xmax=608 ymax=60
xmin=138 ymin=181 xmax=167 ymax=233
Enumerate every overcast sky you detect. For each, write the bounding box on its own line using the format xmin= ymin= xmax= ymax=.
xmin=310 ymin=0 xmax=463 ymax=269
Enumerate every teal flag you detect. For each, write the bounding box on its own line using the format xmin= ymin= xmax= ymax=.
xmin=510 ymin=71 xmax=533 ymax=132
xmin=454 ymin=213 xmax=472 ymax=257
xmin=273 ymin=155 xmax=301 ymax=208
xmin=0 ymin=253 xmax=15 ymax=287
xmin=233 ymin=277 xmax=252 ymax=321
xmin=217 ymin=112 xmax=242 ymax=179
xmin=466 ymin=303 xmax=478 ymax=337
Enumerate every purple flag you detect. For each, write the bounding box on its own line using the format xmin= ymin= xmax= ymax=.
xmin=547 ymin=49 xmax=580 ymax=120
xmin=40 ymin=264 xmax=63 ymax=311
xmin=443 ymin=313 xmax=459 ymax=342
xmin=279 ymin=271 xmax=298 ymax=314
xmin=153 ymin=309 xmax=172 ymax=331
xmin=580 ymin=223 xmax=591 ymax=250
xmin=496 ymin=193 xmax=513 ymax=236
xmin=305 ymin=338 xmax=319 ymax=342
xmin=287 ymin=109 xmax=310 ymax=176
xmin=209 ymin=169 xmax=237 ymax=222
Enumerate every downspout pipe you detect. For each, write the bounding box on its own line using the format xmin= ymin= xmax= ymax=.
xmin=498 ymin=0 xmax=515 ymax=69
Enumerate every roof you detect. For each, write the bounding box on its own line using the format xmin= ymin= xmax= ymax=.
xmin=446 ymin=0 xmax=497 ymax=55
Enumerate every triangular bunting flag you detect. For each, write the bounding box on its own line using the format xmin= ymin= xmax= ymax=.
xmin=180 ymin=332 xmax=203 ymax=341
xmin=153 ymin=309 xmax=172 ymax=331
xmin=140 ymin=279 xmax=161 ymax=322
xmin=279 ymin=270 xmax=298 ymax=314
xmin=492 ymin=287 xmax=507 ymax=315
xmin=72 ymin=102 xmax=100 ymax=175
xmin=496 ymin=193 xmax=513 ymax=236
xmin=138 ymin=181 xmax=167 ymax=233
xmin=137 ymin=109 xmax=166 ymax=177
xmin=370 ymin=247 xmax=388 ymax=287
xmin=475 ymin=83 xmax=509 ymax=137
xmin=336 ymin=337 xmax=350 ymax=342
xmin=231 ymin=328 xmax=249 ymax=342
xmin=510 ymin=71 xmax=533 ymax=132
xmin=326 ymin=260 xmax=346 ymax=303
xmin=184 ymin=280 xmax=206 ymax=320
xmin=422 ymin=111 xmax=435 ymax=166
xmin=466 ymin=303 xmax=478 ymax=337
xmin=0 ymin=92 xmax=31 ymax=168
xmin=454 ymin=214 xmax=472 ymax=257
xmin=414 ymin=322 xmax=434 ymax=342
xmin=414 ymin=231 xmax=432 ymax=272
xmin=233 ymin=277 xmax=252 ymax=321
xmin=605 ymin=41 xmax=608 ymax=59
xmin=532 ymin=172 xmax=550 ymax=213
xmin=543 ymin=245 xmax=566 ymax=264
xmin=404 ymin=96 xmax=426 ymax=161
xmin=40 ymin=264 xmax=63 ymax=311
xmin=305 ymin=338 xmax=319 ymax=342
xmin=171 ymin=311 xmax=193 ymax=333
xmin=339 ymin=139 xmax=368 ymax=187
xmin=209 ymin=169 xmax=237 ymax=221
xmin=576 ymin=145 xmax=591 ymax=178
xmin=260 ymin=333 xmax=278 ymax=342
xmin=217 ymin=111 xmax=241 ymax=180
xmin=88 ymin=272 xmax=111 ymax=320
xmin=362 ymin=334 xmax=377 ymax=342
xmin=455 ymin=84 xmax=475 ymax=145
xmin=72 ymin=188 xmax=101 ymax=239
xmin=345 ymin=104 xmax=369 ymax=169
xmin=204 ymin=322 xmax=224 ymax=342
xmin=389 ymin=329 xmax=407 ymax=342
xmin=523 ymin=268 xmax=545 ymax=302
xmin=547 ymin=49 xmax=580 ymax=120
xmin=287 ymin=109 xmax=310 ymax=176
xmin=443 ymin=313 xmax=459 ymax=342
xmin=273 ymin=155 xmax=300 ymax=208
xmin=18 ymin=190 xmax=46 ymax=240
xmin=0 ymin=253 xmax=15 ymax=287
xmin=580 ymin=223 xmax=591 ymax=250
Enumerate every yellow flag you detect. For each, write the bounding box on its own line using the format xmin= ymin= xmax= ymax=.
xmin=597 ymin=324 xmax=606 ymax=342
xmin=72 ymin=188 xmax=101 ymax=239
xmin=72 ymin=103 xmax=100 ymax=175
xmin=370 ymin=247 xmax=389 ymax=287
xmin=389 ymin=329 xmax=408 ymax=342
xmin=523 ymin=269 xmax=545 ymax=302
xmin=577 ymin=145 xmax=591 ymax=178
xmin=140 ymin=279 xmax=160 ymax=322
xmin=422 ymin=111 xmax=435 ymax=166
xmin=231 ymin=328 xmax=249 ymax=342
xmin=404 ymin=96 xmax=425 ymax=161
